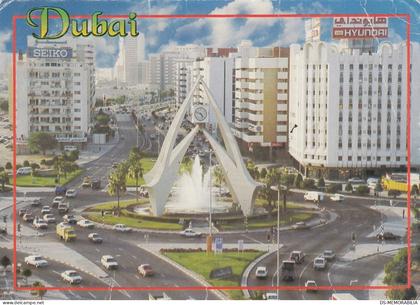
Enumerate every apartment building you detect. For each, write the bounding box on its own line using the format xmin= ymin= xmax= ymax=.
xmin=15 ymin=36 xmax=95 ymax=146
xmin=288 ymin=41 xmax=412 ymax=179
xmin=233 ymin=47 xmax=290 ymax=158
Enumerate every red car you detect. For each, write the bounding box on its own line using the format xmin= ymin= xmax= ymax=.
xmin=138 ymin=264 xmax=154 ymax=277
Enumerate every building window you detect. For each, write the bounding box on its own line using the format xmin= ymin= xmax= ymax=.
xmin=338 ymin=156 xmax=342 ymax=161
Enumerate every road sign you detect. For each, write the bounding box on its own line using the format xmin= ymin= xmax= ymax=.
xmin=238 ymin=239 xmax=244 ymax=252
xmin=215 ymin=237 xmax=223 ymax=253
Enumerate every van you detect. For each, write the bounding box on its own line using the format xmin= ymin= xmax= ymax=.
xmin=16 ymin=167 xmax=32 ymax=175
xmin=304 ymin=191 xmax=324 ymax=203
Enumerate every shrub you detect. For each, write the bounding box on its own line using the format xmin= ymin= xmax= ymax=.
xmin=326 ymin=183 xmax=342 ymax=193
xmin=5 ymin=162 xmax=12 ymax=170
xmin=302 ymin=179 xmax=316 ymax=190
xmin=345 ymin=182 xmax=353 ymax=192
xmin=355 ymin=185 xmax=370 ymax=195
xmin=317 ymin=177 xmax=325 ymax=188
xmin=23 ymin=160 xmax=30 ymax=167
xmin=40 ymin=159 xmax=46 ymax=166
xmin=294 ymin=174 xmax=303 ymax=189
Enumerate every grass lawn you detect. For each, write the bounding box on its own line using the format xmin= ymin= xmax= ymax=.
xmin=255 ymin=198 xmax=303 ymax=209
xmin=87 ymin=198 xmax=148 ymax=211
xmin=164 ymin=251 xmax=263 ymax=300
xmin=126 ymin=157 xmax=156 ymax=186
xmin=15 ymin=169 xmax=83 ymax=187
xmin=86 ymin=213 xmax=183 ymax=231
xmin=219 ymin=212 xmax=313 ymax=231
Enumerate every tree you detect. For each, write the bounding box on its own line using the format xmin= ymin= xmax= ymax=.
xmin=246 ymin=161 xmax=259 ymax=180
xmin=107 ymin=162 xmax=128 ymax=215
xmin=259 ymin=169 xmax=277 ymax=209
xmin=411 ymin=185 xmax=419 ymax=196
xmin=294 ymin=173 xmax=303 ymax=189
xmin=213 ymin=165 xmax=225 ymax=194
xmin=32 ymin=281 xmax=47 ymax=300
xmin=345 ymin=182 xmax=353 ymax=192
xmin=23 ymin=160 xmax=30 ymax=167
xmin=5 ymin=162 xmax=12 ymax=170
xmin=259 ymin=168 xmax=267 ymax=179
xmin=53 ymin=156 xmax=64 ymax=183
xmin=326 ymin=183 xmax=342 ymax=193
xmin=22 ymin=268 xmax=32 ymax=285
xmin=355 ymin=185 xmax=370 ymax=195
xmin=28 ymin=132 xmax=57 ymax=155
xmin=302 ymin=178 xmax=316 ymax=190
xmin=0 ymin=171 xmax=9 ymax=191
xmin=317 ymin=177 xmax=325 ymax=188
xmin=1 ymin=255 xmax=10 ymax=269
xmin=0 ymin=98 xmax=8 ymax=112
xmin=127 ymin=148 xmax=143 ymax=203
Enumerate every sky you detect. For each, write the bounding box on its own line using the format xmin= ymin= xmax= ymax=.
xmin=0 ymin=0 xmax=418 ymax=67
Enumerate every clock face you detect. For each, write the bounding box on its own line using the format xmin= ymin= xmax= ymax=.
xmin=194 ymin=106 xmax=208 ymax=122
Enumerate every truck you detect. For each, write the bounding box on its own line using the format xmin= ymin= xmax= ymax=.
xmin=304 ymin=191 xmax=324 ymax=203
xmin=280 ymin=260 xmax=295 ymax=281
xmin=56 ymin=222 xmax=76 ymax=242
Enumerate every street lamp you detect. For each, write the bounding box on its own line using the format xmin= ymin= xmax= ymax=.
xmin=271 ymin=184 xmax=287 ymax=300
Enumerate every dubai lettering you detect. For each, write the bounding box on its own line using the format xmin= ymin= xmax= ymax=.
xmin=26 ymin=7 xmax=139 ymax=39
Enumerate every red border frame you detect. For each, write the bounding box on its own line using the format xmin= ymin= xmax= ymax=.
xmin=11 ymin=13 xmax=411 ymax=294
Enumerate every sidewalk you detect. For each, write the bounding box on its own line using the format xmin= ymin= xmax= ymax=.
xmin=369 ymin=271 xmax=386 ymax=299
xmin=340 ymin=243 xmax=406 ymax=262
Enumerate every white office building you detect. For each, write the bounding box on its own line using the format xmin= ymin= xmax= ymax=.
xmin=288 ymin=41 xmax=413 ymax=179
xmin=233 ymin=47 xmax=289 ymax=158
xmin=15 ymin=36 xmax=95 ymax=145
xmin=114 ymin=34 xmax=145 ymax=86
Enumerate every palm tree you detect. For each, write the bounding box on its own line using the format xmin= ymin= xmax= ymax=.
xmin=32 ymin=281 xmax=47 ymax=300
xmin=127 ymin=149 xmax=143 ymax=203
xmin=107 ymin=162 xmax=128 ymax=215
xmin=53 ymin=155 xmax=65 ymax=183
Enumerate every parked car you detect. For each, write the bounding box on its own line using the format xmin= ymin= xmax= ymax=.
xmin=31 ymin=198 xmax=42 ymax=207
xmin=77 ymin=219 xmax=94 ymax=229
xmin=322 ymin=250 xmax=336 ymax=261
xmin=88 ymin=233 xmax=103 ymax=244
xmin=255 ymin=266 xmax=268 ymax=279
xmin=24 ymin=255 xmax=48 ymax=268
xmin=16 ymin=167 xmax=32 ymax=175
xmin=138 ymin=264 xmax=154 ymax=277
xmin=330 ymin=194 xmax=344 ymax=202
xmin=113 ymin=224 xmax=132 ymax=233
xmin=289 ymin=251 xmax=305 ymax=264
xmin=65 ymin=189 xmax=77 ymax=198
xmin=101 ymin=255 xmax=118 ymax=270
xmin=61 ymin=270 xmax=82 ymax=284
xmin=52 ymin=196 xmax=65 ymax=208
xmin=305 ymin=280 xmax=318 ymax=292
xmin=41 ymin=206 xmax=51 ymax=215
xmin=58 ymin=202 xmax=70 ymax=214
xmin=33 ymin=218 xmax=48 ymax=229
xmin=23 ymin=213 xmax=34 ymax=222
xmin=62 ymin=214 xmax=77 ymax=225
xmin=43 ymin=214 xmax=56 ymax=223
xmin=377 ymin=232 xmax=400 ymax=240
xmin=313 ymin=256 xmax=327 ymax=270
xmin=179 ymin=228 xmax=202 ymax=238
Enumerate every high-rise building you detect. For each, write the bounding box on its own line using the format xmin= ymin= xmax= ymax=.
xmin=288 ymin=41 xmax=412 ymax=179
xmin=174 ymin=57 xmax=194 ymax=106
xmin=15 ymin=36 xmax=95 ymax=145
xmin=233 ymin=47 xmax=290 ymax=158
xmin=114 ymin=34 xmax=145 ymax=86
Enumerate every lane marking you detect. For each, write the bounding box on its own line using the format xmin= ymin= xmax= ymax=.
xmin=88 ymin=292 xmax=97 ymax=299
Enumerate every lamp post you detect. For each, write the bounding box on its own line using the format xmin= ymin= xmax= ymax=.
xmin=271 ymin=184 xmax=287 ymax=300
xmin=207 ymin=149 xmax=213 ymax=254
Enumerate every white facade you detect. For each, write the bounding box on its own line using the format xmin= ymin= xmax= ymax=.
xmin=289 ymin=41 xmax=412 ymax=172
xmin=233 ymin=47 xmax=289 ymax=149
xmin=191 ymin=57 xmax=236 ymax=126
xmin=114 ymin=34 xmax=145 ymax=86
xmin=174 ymin=57 xmax=194 ymax=105
xmin=16 ymin=36 xmax=95 ymax=143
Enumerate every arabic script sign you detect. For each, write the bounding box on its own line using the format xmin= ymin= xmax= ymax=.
xmin=332 ymin=17 xmax=388 ymax=39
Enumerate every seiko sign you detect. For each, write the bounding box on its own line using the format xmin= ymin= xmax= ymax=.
xmin=27 ymin=47 xmax=73 ymax=59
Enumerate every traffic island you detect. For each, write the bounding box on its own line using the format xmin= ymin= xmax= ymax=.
xmin=15 ymin=169 xmax=83 ymax=187
xmin=162 ymin=249 xmax=263 ymax=300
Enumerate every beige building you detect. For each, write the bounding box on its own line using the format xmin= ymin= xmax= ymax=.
xmin=233 ymin=47 xmax=289 ymax=158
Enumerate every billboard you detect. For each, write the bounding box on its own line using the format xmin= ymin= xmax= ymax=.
xmin=332 ymin=17 xmax=388 ymax=39
xmin=27 ymin=47 xmax=73 ymax=59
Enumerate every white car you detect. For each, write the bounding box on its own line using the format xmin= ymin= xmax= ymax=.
xmin=41 ymin=206 xmax=51 ymax=215
xmin=61 ymin=270 xmax=82 ymax=284
xmin=313 ymin=256 xmax=327 ymax=270
xmin=112 ymin=224 xmax=132 ymax=233
xmin=43 ymin=214 xmax=56 ymax=223
xmin=255 ymin=266 xmax=268 ymax=279
xmin=330 ymin=194 xmax=343 ymax=202
xmin=179 ymin=228 xmax=202 ymax=237
xmin=77 ymin=219 xmax=94 ymax=229
xmin=52 ymin=196 xmax=65 ymax=208
xmin=101 ymin=255 xmax=118 ymax=270
xmin=322 ymin=250 xmax=336 ymax=261
xmin=32 ymin=218 xmax=48 ymax=229
xmin=65 ymin=189 xmax=77 ymax=198
xmin=264 ymin=293 xmax=278 ymax=300
xmin=305 ymin=280 xmax=318 ymax=292
xmin=24 ymin=255 xmax=48 ymax=268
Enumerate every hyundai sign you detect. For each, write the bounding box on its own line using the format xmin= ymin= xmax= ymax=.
xmin=332 ymin=17 xmax=388 ymax=39
xmin=27 ymin=47 xmax=73 ymax=59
